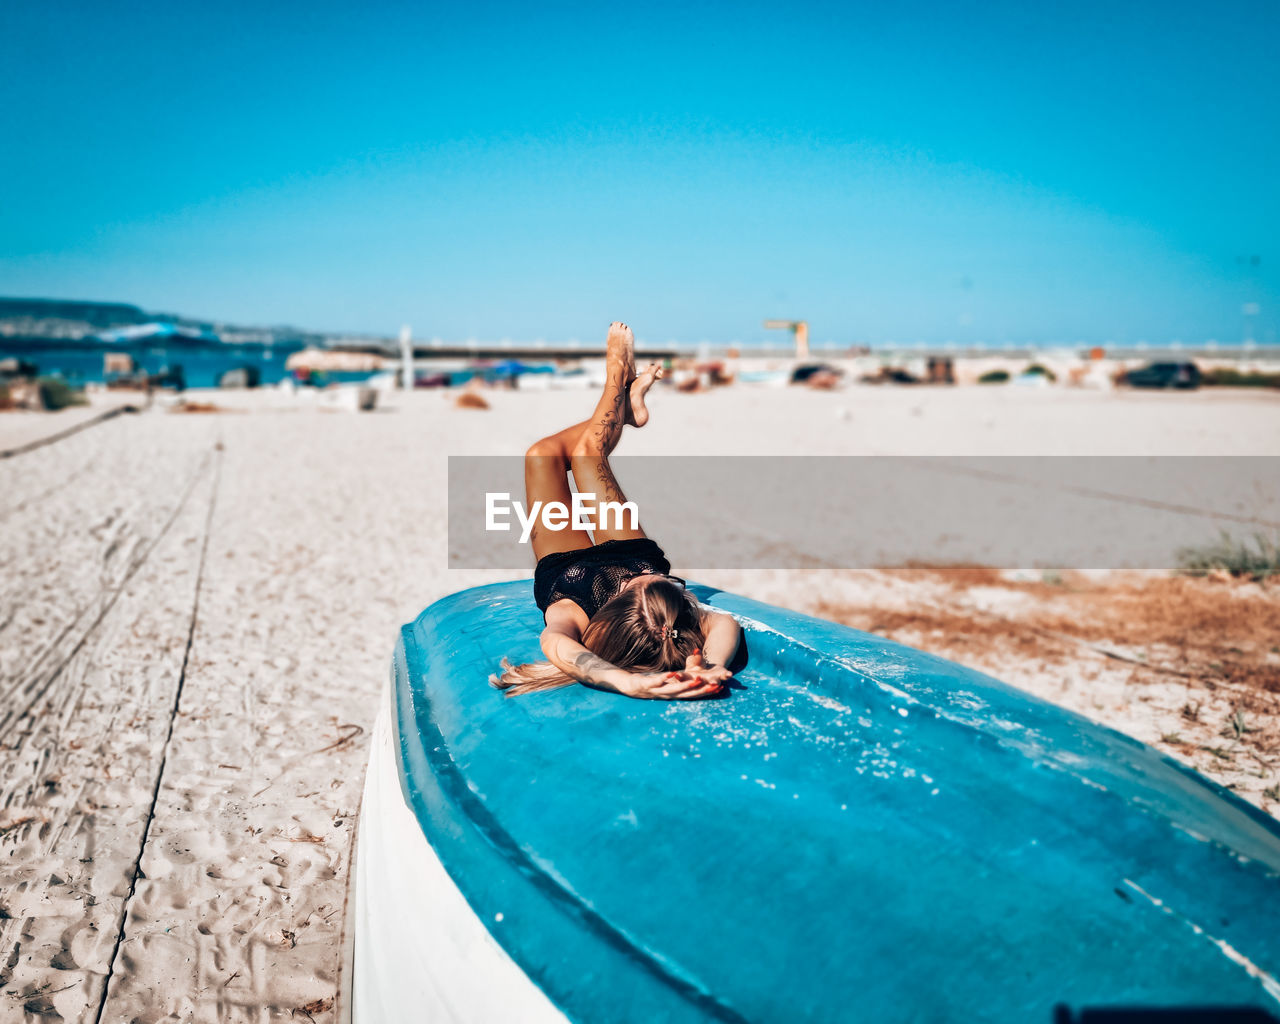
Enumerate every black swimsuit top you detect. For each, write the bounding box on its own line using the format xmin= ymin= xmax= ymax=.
xmin=533 ymin=538 xmax=671 ymax=620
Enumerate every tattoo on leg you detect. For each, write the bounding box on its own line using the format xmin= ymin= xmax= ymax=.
xmin=588 ymin=391 xmax=626 ymax=454
xmin=596 ymin=460 xmax=624 ymax=504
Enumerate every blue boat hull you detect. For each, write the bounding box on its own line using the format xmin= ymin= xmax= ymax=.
xmin=383 ymin=581 xmax=1280 ymax=1022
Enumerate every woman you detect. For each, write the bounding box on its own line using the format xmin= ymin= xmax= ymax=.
xmin=494 ymin=322 xmax=742 ymax=700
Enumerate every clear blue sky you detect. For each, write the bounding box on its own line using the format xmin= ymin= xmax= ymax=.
xmin=3 ymin=0 xmax=1277 ymax=345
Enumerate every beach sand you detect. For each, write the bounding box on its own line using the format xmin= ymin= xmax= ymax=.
xmin=1 ymin=383 xmax=1278 ymax=1021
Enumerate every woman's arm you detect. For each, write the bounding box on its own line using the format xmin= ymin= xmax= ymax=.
xmin=541 ymin=603 xmax=725 ymax=700
xmin=540 ymin=620 xmax=637 ymax=695
xmin=539 ymin=601 xmax=618 ymax=683
xmin=699 ymin=609 xmax=742 ymax=670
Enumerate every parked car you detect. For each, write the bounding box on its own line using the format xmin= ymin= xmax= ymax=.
xmin=1123 ymin=361 xmax=1200 ymax=389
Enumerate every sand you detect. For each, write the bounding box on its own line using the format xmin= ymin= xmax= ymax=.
xmin=0 ymin=381 xmax=1277 ymax=1022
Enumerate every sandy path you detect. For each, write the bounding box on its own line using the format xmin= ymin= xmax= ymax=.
xmin=0 ymin=383 xmax=1277 ymax=1022
xmin=0 ymin=414 xmax=217 ymax=1021
xmin=83 ymin=403 xmax=505 ymax=1023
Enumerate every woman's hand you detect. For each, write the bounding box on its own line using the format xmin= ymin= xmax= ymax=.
xmin=623 ymin=650 xmax=732 ymax=700
xmin=542 ymin=623 xmax=733 ymax=700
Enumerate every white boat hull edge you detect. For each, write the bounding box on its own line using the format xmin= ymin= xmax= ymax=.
xmin=351 ymin=681 xmax=568 ymax=1023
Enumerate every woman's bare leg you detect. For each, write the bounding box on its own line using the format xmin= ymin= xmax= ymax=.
xmin=525 ymin=323 xmax=659 ymax=557
xmin=575 ymin=322 xmax=633 ymax=459
xmin=570 ymin=323 xmax=648 ymax=543
xmin=525 ymin=420 xmax=595 ymax=561
xmin=528 ymin=419 xmax=593 ymax=470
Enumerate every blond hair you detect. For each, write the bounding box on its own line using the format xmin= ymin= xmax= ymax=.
xmin=493 ymin=578 xmax=704 ymax=696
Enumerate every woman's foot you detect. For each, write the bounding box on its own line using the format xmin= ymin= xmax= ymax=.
xmin=627 ymin=362 xmax=663 ymax=427
xmin=605 ymin=321 xmax=635 ymax=381
xmin=605 ymin=321 xmax=660 ymax=427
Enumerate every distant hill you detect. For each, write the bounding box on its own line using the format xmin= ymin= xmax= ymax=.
xmin=0 ymin=296 xmax=369 ymax=349
xmin=0 ymin=297 xmax=150 ymax=337
xmin=0 ymin=297 xmax=153 ymax=324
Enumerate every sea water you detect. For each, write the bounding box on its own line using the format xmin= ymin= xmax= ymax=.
xmin=0 ymin=342 xmax=376 ymax=390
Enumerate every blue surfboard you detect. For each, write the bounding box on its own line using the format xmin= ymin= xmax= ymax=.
xmin=374 ymin=581 xmax=1280 ymax=1022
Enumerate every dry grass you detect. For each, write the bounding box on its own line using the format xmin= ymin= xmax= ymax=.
xmin=1179 ymin=532 xmax=1280 ymax=582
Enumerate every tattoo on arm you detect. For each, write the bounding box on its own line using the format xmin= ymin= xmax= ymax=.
xmin=572 ymin=651 xmax=616 ymax=684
